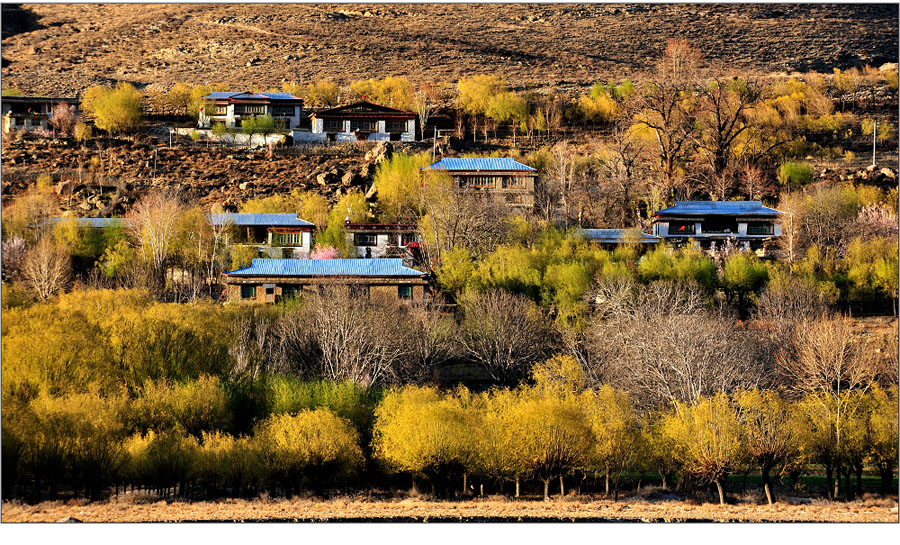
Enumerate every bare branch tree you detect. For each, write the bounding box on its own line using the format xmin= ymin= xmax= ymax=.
xmin=460 ymin=291 xmax=556 ymax=386
xmin=127 ymin=191 xmax=183 ymax=293
xmin=49 ymin=102 xmax=77 ymax=137
xmin=21 ymin=236 xmax=71 ymax=300
xmin=587 ymin=280 xmax=768 ymax=409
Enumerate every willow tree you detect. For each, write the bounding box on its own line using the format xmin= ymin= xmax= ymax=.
xmin=734 ymin=389 xmax=798 ymax=504
xmin=662 ymin=393 xmax=746 ymax=505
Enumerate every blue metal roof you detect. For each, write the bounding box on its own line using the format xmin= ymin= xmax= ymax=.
xmin=47 ymin=217 xmax=130 ymax=228
xmin=576 ymin=229 xmax=661 ymax=244
xmin=654 ymin=201 xmax=782 ymax=216
xmin=202 ymin=92 xmax=301 ymax=101
xmin=209 ymin=213 xmax=314 ymax=227
xmin=225 ymin=258 xmax=427 ymax=277
xmin=423 ymin=158 xmax=537 ymax=172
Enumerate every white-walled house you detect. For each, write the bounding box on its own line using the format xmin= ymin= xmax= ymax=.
xmin=344 ymin=221 xmax=421 ymax=265
xmin=294 ymin=101 xmax=416 ymax=143
xmin=651 ymin=201 xmax=783 ymax=254
xmin=209 ymin=213 xmax=315 ymax=258
xmin=200 ymin=92 xmax=304 ymax=129
xmin=2 ymin=96 xmax=80 ymax=133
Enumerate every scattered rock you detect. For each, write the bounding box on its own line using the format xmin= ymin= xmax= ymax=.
xmin=57 ymin=517 xmax=82 ymax=523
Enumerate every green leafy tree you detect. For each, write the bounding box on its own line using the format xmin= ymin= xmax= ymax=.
xmin=722 ymin=252 xmax=770 ymax=317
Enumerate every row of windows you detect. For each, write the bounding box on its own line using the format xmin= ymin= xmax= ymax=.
xmin=235 ymin=105 xmax=266 ymax=115
xmin=277 ymin=232 xmax=304 ymax=246
xmin=240 ymin=284 xmax=413 ymax=299
xmin=353 ymin=233 xmax=418 ymax=247
xmin=272 ymin=105 xmax=297 ymax=116
xmin=667 ymin=222 xmax=774 ymax=236
xmin=321 ymin=120 xmax=410 ymax=132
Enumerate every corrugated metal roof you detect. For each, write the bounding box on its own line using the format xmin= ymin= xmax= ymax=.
xmin=47 ymin=217 xmax=131 ymax=228
xmin=225 ymin=258 xmax=427 ymax=277
xmin=202 ymin=92 xmax=301 ymax=101
xmin=423 ymin=158 xmax=537 ymax=172
xmin=576 ymin=229 xmax=661 ymax=243
xmin=209 ymin=213 xmax=314 ymax=227
xmin=654 ymin=201 xmax=782 ymax=216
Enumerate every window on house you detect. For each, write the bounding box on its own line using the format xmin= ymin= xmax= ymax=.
xmin=747 ymin=223 xmax=774 ymax=235
xmin=398 ymin=285 xmax=413 ymax=299
xmin=265 ymin=286 xmax=275 ymax=296
xmin=464 ymin=176 xmax=497 ymax=189
xmin=354 ymin=233 xmax=377 ymax=247
xmin=272 ymin=105 xmax=296 ymax=116
xmin=214 ymin=105 xmax=228 ymax=115
xmin=277 ymin=232 xmax=302 ymax=246
xmin=502 ymin=176 xmax=526 ymax=188
xmin=235 ymin=104 xmax=266 ymax=115
xmin=350 ymin=119 xmax=376 ymax=131
xmin=349 ymin=284 xmax=370 ymax=298
xmin=240 ymin=285 xmax=256 ymax=299
xmin=400 ymin=233 xmax=417 ymax=246
xmin=668 ymin=222 xmax=696 ymax=235
xmin=387 ymin=120 xmax=407 ymax=132
xmin=324 ymin=119 xmax=342 ymax=131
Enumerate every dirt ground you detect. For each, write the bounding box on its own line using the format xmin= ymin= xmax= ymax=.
xmin=2 ymin=492 xmax=898 ymax=523
xmin=2 ymin=3 xmax=897 ymax=96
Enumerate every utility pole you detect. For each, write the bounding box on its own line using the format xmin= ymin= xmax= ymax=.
xmin=872 ymin=119 xmax=877 ymax=167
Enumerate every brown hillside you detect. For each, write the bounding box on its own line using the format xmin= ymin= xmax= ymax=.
xmin=1 ymin=3 xmax=898 ymax=96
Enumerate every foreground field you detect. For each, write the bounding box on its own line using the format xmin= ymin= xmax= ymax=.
xmin=3 ymin=493 xmax=898 ymax=523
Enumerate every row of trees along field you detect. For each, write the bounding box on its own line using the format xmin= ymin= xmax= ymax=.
xmin=2 ymin=280 xmax=896 ymax=503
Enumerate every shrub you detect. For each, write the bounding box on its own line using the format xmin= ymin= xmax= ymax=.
xmin=123 ymin=375 xmax=231 ymax=436
xmin=777 ymin=161 xmax=814 ymax=187
xmin=81 ymin=82 xmax=144 ymax=135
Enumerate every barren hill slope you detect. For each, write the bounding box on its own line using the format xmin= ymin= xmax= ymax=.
xmin=1 ymin=3 xmax=898 ymax=96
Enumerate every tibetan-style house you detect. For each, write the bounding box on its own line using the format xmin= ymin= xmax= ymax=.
xmin=222 ymin=258 xmax=429 ymax=304
xmin=200 ymin=92 xmax=304 ymax=129
xmin=651 ymin=201 xmax=783 ymax=253
xmin=2 ymin=96 xmax=80 ymax=134
xmin=422 ymin=157 xmax=537 ymax=212
xmin=209 ymin=213 xmax=315 ymax=258
xmin=344 ymin=221 xmax=422 ymax=264
xmin=296 ymin=101 xmax=416 ymax=143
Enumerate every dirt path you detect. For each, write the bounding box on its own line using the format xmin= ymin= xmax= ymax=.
xmin=3 ymin=496 xmax=898 ymax=523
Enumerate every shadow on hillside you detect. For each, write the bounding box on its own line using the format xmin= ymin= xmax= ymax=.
xmin=1 ymin=4 xmax=44 ymax=40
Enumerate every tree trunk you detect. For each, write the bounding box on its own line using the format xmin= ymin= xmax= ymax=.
xmin=762 ymin=465 xmax=775 ymax=505
xmin=879 ymin=466 xmax=894 ymax=495
xmin=825 ymin=464 xmax=834 ymax=500
xmin=659 ymin=467 xmax=668 ymax=490
xmin=559 ymin=475 xmax=565 ymax=498
xmin=515 ymin=477 xmax=520 ymax=498
xmin=715 ymin=477 xmax=727 ymax=505
xmin=605 ymin=470 xmax=610 ymax=497
xmin=462 ymin=472 xmax=467 ymax=497
xmin=854 ymin=463 xmax=863 ymax=498
xmin=543 ymin=479 xmax=550 ymax=501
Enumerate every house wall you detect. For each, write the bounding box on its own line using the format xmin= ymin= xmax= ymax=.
xmin=346 ymin=232 xmax=417 ymax=258
xmin=225 ymin=279 xmax=426 ymax=304
xmin=310 ymin=118 xmax=416 ymax=142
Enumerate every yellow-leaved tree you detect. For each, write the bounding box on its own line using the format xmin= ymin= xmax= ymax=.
xmin=662 ymin=393 xmax=746 ymax=505
xmin=372 ymin=385 xmax=475 ymax=497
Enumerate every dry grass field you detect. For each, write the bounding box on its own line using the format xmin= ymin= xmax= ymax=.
xmin=3 ymin=492 xmax=898 ymax=523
